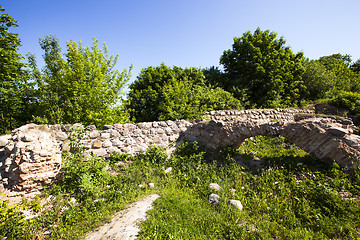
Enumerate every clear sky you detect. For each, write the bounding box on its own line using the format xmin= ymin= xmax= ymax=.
xmin=2 ymin=0 xmax=360 ymax=91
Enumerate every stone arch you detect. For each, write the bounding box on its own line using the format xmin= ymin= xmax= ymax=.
xmin=179 ymin=117 xmax=360 ymax=171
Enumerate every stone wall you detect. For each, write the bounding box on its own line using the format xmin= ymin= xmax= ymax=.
xmin=1 ymin=108 xmax=360 ymax=193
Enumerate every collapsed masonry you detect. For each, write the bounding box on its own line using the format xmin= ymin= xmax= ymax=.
xmin=0 ymin=108 xmax=359 ymax=193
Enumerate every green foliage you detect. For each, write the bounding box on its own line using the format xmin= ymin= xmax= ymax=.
xmin=302 ymin=60 xmax=337 ymax=100
xmin=0 ymin=199 xmax=26 ymax=238
xmin=351 ymin=59 xmax=360 ymax=74
xmin=0 ymin=5 xmax=34 ymax=133
xmin=137 ymin=146 xmax=168 ymax=166
xmin=28 ymin=35 xmax=132 ymax=127
xmin=126 ymin=63 xmax=242 ymax=122
xmin=220 ymin=28 xmax=306 ymax=107
xmin=331 ymin=91 xmax=360 ymax=124
xmin=318 ymin=53 xmax=359 ymax=93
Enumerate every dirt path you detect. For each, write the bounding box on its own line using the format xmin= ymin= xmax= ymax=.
xmin=84 ymin=194 xmax=160 ymax=240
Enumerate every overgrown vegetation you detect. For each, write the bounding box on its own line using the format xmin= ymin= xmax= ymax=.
xmin=331 ymin=91 xmax=360 ymax=125
xmin=1 ymin=136 xmax=360 ymax=239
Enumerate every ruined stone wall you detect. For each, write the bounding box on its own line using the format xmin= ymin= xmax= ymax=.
xmin=1 ymin=108 xmax=360 ymax=193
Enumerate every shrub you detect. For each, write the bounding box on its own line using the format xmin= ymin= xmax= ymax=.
xmin=331 ymin=91 xmax=360 ymax=125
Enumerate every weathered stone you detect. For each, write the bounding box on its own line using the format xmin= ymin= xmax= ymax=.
xmin=100 ymin=132 xmax=110 ymax=139
xmin=87 ymin=125 xmax=97 ymax=131
xmin=102 ymin=140 xmax=112 ymax=148
xmin=208 ymin=183 xmax=222 ymax=192
xmin=55 ymin=132 xmax=68 ymax=141
xmin=91 ymin=148 xmax=107 ymax=157
xmin=328 ymin=127 xmax=349 ymax=137
xmin=110 ymin=129 xmax=120 ymax=138
xmin=0 ymin=135 xmax=10 ymax=148
xmin=228 ymin=199 xmax=243 ymax=211
xmin=148 ymin=183 xmax=155 ymax=189
xmin=209 ymin=194 xmax=220 ymax=205
xmin=22 ymin=133 xmax=37 ymax=142
xmin=89 ymin=131 xmax=100 ymax=139
xmin=92 ymin=140 xmax=102 ymax=149
xmin=102 ymin=125 xmax=113 ymax=130
xmin=111 ymin=139 xmax=122 ymax=147
xmin=164 ymin=167 xmax=172 ymax=174
xmin=107 ymin=146 xmax=119 ymax=154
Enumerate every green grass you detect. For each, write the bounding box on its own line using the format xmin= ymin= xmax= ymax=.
xmin=1 ymin=136 xmax=360 ymax=239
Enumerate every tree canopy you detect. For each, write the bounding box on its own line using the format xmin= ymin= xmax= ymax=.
xmin=0 ymin=5 xmax=32 ymax=133
xmin=28 ymin=36 xmax=132 ymax=127
xmin=220 ymin=28 xmax=306 ymax=107
xmin=317 ymin=54 xmax=360 ymax=93
xmin=126 ymin=64 xmax=242 ymax=122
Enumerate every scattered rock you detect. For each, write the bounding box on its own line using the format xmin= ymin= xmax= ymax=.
xmin=209 ymin=194 xmax=220 ymax=205
xmin=208 ymin=183 xmax=222 ymax=192
xmin=164 ymin=167 xmax=172 ymax=174
xmin=148 ymin=183 xmax=155 ymax=189
xmin=239 ymin=220 xmax=257 ymax=233
xmin=228 ymin=199 xmax=243 ymax=211
xmin=138 ymin=184 xmax=144 ymax=188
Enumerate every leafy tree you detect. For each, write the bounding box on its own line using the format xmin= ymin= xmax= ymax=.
xmin=302 ymin=60 xmax=336 ymax=100
xmin=220 ymin=28 xmax=306 ymax=107
xmin=0 ymin=5 xmax=31 ymax=133
xmin=351 ymin=59 xmax=360 ymax=74
xmin=203 ymin=66 xmax=251 ymax=107
xmin=350 ymin=59 xmax=360 ymax=93
xmin=126 ymin=64 xmax=242 ymax=122
xmin=29 ymin=35 xmax=131 ymax=127
xmin=317 ymin=53 xmax=357 ymax=93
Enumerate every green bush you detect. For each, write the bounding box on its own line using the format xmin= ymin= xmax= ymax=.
xmin=331 ymin=91 xmax=360 ymax=124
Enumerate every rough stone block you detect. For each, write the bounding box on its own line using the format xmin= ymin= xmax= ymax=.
xmin=328 ymin=127 xmax=348 ymax=137
xmin=102 ymin=140 xmax=113 ymax=148
xmin=0 ymin=135 xmax=10 ymax=148
xmin=89 ymin=130 xmax=100 ymax=139
xmin=110 ymin=130 xmax=120 ymax=138
xmin=111 ymin=139 xmax=122 ymax=147
xmin=91 ymin=148 xmax=107 ymax=157
xmin=92 ymin=140 xmax=102 ymax=149
xmin=100 ymin=132 xmax=110 ymax=139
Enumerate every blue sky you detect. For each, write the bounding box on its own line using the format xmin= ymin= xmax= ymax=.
xmin=2 ymin=0 xmax=360 ymax=92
